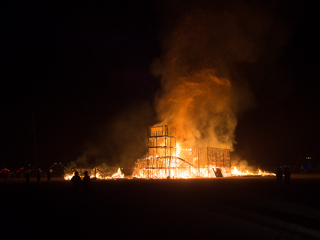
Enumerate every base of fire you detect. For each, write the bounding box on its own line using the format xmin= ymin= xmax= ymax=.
xmin=132 ymin=125 xmax=274 ymax=179
xmin=64 ymin=125 xmax=274 ymax=180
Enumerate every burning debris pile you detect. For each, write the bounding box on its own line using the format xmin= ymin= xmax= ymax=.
xmin=132 ymin=125 xmax=274 ymax=179
xmin=63 ymin=124 xmax=274 ymax=180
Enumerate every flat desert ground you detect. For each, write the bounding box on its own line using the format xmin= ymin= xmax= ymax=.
xmin=1 ymin=174 xmax=320 ymax=239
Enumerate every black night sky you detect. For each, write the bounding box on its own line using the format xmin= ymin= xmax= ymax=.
xmin=1 ymin=1 xmax=320 ymax=171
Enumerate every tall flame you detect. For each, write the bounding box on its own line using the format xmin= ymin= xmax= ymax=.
xmin=175 ymin=143 xmax=181 ymax=157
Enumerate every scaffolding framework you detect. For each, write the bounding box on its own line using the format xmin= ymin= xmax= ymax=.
xmin=133 ymin=125 xmax=231 ymax=178
xmin=147 ymin=125 xmax=176 ymax=158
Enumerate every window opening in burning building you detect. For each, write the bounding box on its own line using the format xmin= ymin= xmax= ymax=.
xmin=133 ymin=125 xmax=231 ymax=179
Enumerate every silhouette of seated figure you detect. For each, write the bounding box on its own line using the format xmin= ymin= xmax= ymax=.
xmin=71 ymin=171 xmax=81 ymax=197
xmin=284 ymin=167 xmax=291 ymax=184
xmin=214 ymin=168 xmax=223 ymax=177
xmin=276 ymin=167 xmax=283 ymax=184
xmin=83 ymin=171 xmax=90 ymax=196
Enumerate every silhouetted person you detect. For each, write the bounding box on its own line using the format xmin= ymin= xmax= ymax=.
xmin=47 ymin=169 xmax=51 ymax=181
xmin=71 ymin=171 xmax=81 ymax=197
xmin=214 ymin=168 xmax=223 ymax=177
xmin=83 ymin=171 xmax=90 ymax=197
xmin=4 ymin=170 xmax=8 ymax=184
xmin=26 ymin=171 xmax=30 ymax=184
xmin=284 ymin=167 xmax=291 ymax=184
xmin=36 ymin=172 xmax=40 ymax=181
xmin=276 ymin=167 xmax=283 ymax=184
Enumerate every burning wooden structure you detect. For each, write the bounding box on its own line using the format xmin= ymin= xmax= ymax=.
xmin=133 ymin=125 xmax=230 ymax=178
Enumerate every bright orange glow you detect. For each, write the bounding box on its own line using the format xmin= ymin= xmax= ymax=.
xmin=175 ymin=143 xmax=181 ymax=157
xmin=227 ymin=166 xmax=275 ymax=177
xmin=64 ymin=168 xmax=124 ymax=180
xmin=111 ymin=168 xmax=124 ymax=179
xmin=132 ymin=140 xmax=275 ymax=179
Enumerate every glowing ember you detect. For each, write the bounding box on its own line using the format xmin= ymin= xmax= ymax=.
xmin=228 ymin=166 xmax=275 ymax=177
xmin=64 ymin=175 xmax=73 ymax=180
xmin=111 ymin=168 xmax=124 ymax=179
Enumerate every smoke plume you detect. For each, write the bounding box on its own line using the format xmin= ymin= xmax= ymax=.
xmin=68 ymin=101 xmax=155 ymax=172
xmin=153 ymin=2 xmax=288 ymax=151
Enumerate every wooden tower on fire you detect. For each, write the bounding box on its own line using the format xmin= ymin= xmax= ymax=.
xmin=133 ymin=125 xmax=231 ymax=178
